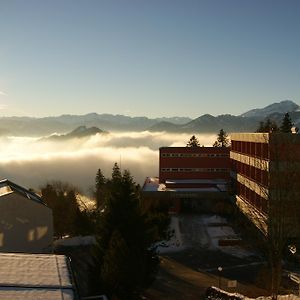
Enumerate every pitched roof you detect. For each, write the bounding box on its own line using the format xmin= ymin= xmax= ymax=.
xmin=0 ymin=253 xmax=75 ymax=300
xmin=0 ymin=179 xmax=45 ymax=205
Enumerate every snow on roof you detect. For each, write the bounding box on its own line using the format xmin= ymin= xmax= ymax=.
xmin=0 ymin=253 xmax=74 ymax=300
xmin=0 ymin=179 xmax=44 ymax=205
xmin=143 ymin=177 xmax=228 ymax=193
xmin=165 ymin=179 xmax=228 ymax=184
xmin=0 ymin=288 xmax=73 ymax=300
xmin=166 ymin=187 xmax=220 ymax=192
xmin=142 ymin=177 xmax=166 ymax=192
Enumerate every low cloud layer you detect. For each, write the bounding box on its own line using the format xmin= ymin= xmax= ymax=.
xmin=0 ymin=131 xmax=216 ymax=194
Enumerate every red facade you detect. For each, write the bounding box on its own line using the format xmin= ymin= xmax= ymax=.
xmin=159 ymin=147 xmax=230 ymax=187
xmin=230 ymin=133 xmax=300 ymax=230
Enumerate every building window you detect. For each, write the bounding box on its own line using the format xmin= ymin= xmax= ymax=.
xmin=161 ymin=167 xmax=229 ymax=173
xmin=161 ymin=152 xmax=229 ymax=158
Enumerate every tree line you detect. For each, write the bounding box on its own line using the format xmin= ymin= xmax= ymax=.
xmin=186 ymin=129 xmax=230 ymax=148
xmin=256 ymin=112 xmax=297 ymax=133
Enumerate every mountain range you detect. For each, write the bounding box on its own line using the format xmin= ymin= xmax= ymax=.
xmin=0 ymin=100 xmax=299 ymax=136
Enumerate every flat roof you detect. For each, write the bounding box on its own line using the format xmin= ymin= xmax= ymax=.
xmin=159 ymin=146 xmax=229 ymax=151
xmin=166 ymin=187 xmax=220 ymax=192
xmin=230 ymin=133 xmax=270 ymax=143
xmin=165 ymin=179 xmax=228 ymax=184
xmin=142 ymin=177 xmax=228 ymax=193
xmin=0 ymin=253 xmax=74 ymax=300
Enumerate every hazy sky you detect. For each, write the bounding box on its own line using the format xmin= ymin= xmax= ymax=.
xmin=0 ymin=0 xmax=299 ymax=118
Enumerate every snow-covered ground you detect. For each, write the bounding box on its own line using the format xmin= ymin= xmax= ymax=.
xmin=207 ymin=286 xmax=300 ymax=300
xmin=157 ymin=214 xmax=256 ymax=258
xmin=202 ymin=215 xmax=254 ymax=258
xmin=156 ymin=215 xmax=186 ymax=253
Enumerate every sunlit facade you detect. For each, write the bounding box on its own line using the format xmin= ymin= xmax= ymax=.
xmin=230 ymin=133 xmax=300 ymax=235
xmin=159 ymin=146 xmax=230 ymax=188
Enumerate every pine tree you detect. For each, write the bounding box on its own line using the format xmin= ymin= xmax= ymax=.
xmin=213 ymin=129 xmax=230 ymax=147
xmin=280 ymin=112 xmax=293 ymax=133
xmin=112 ymin=162 xmax=122 ymax=184
xmin=186 ymin=135 xmax=200 ymax=147
xmin=96 ymin=168 xmax=158 ymax=299
xmin=101 ymin=230 xmax=133 ymax=298
xmin=95 ymin=169 xmax=106 ymax=209
xmin=256 ymin=119 xmax=278 ymax=133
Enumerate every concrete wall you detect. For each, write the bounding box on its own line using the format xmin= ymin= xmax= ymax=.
xmin=0 ymin=193 xmax=53 ymax=253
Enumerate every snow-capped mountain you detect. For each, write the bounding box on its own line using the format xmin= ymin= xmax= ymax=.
xmin=240 ymin=100 xmax=299 ymax=118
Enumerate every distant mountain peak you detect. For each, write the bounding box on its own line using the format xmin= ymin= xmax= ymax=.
xmin=46 ymin=126 xmax=106 ymax=141
xmin=240 ymin=100 xmax=299 ymax=118
xmin=71 ymin=125 xmax=88 ymax=133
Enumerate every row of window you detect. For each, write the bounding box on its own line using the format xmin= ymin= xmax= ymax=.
xmin=232 ymin=160 xmax=268 ymax=187
xmin=161 ymin=153 xmax=229 ymax=158
xmin=236 ymin=181 xmax=267 ymax=214
xmin=161 ymin=168 xmax=229 ymax=172
xmin=231 ymin=141 xmax=269 ymax=160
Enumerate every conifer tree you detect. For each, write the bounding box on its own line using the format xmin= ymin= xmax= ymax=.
xmin=213 ymin=129 xmax=230 ymax=147
xmin=95 ymin=169 xmax=106 ymax=209
xmin=256 ymin=119 xmax=278 ymax=133
xmin=111 ymin=162 xmax=122 ymax=185
xmin=95 ymin=167 xmax=159 ymax=299
xmin=280 ymin=112 xmax=293 ymax=133
xmin=101 ymin=230 xmax=133 ymax=297
xmin=186 ymin=135 xmax=200 ymax=147
xmin=41 ymin=181 xmax=80 ymax=237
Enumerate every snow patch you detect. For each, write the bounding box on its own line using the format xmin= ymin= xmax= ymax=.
xmin=157 ymin=216 xmax=186 ymax=253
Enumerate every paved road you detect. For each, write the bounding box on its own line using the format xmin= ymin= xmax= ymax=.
xmin=142 ymin=257 xmax=268 ymax=300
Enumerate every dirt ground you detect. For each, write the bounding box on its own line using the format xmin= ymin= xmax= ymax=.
xmin=141 ymin=256 xmax=269 ymax=300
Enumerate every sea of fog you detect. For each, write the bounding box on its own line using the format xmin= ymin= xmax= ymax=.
xmin=0 ymin=131 xmax=217 ymax=195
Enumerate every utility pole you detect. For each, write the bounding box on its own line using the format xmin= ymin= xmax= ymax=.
xmin=218 ymin=266 xmax=223 ymax=289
